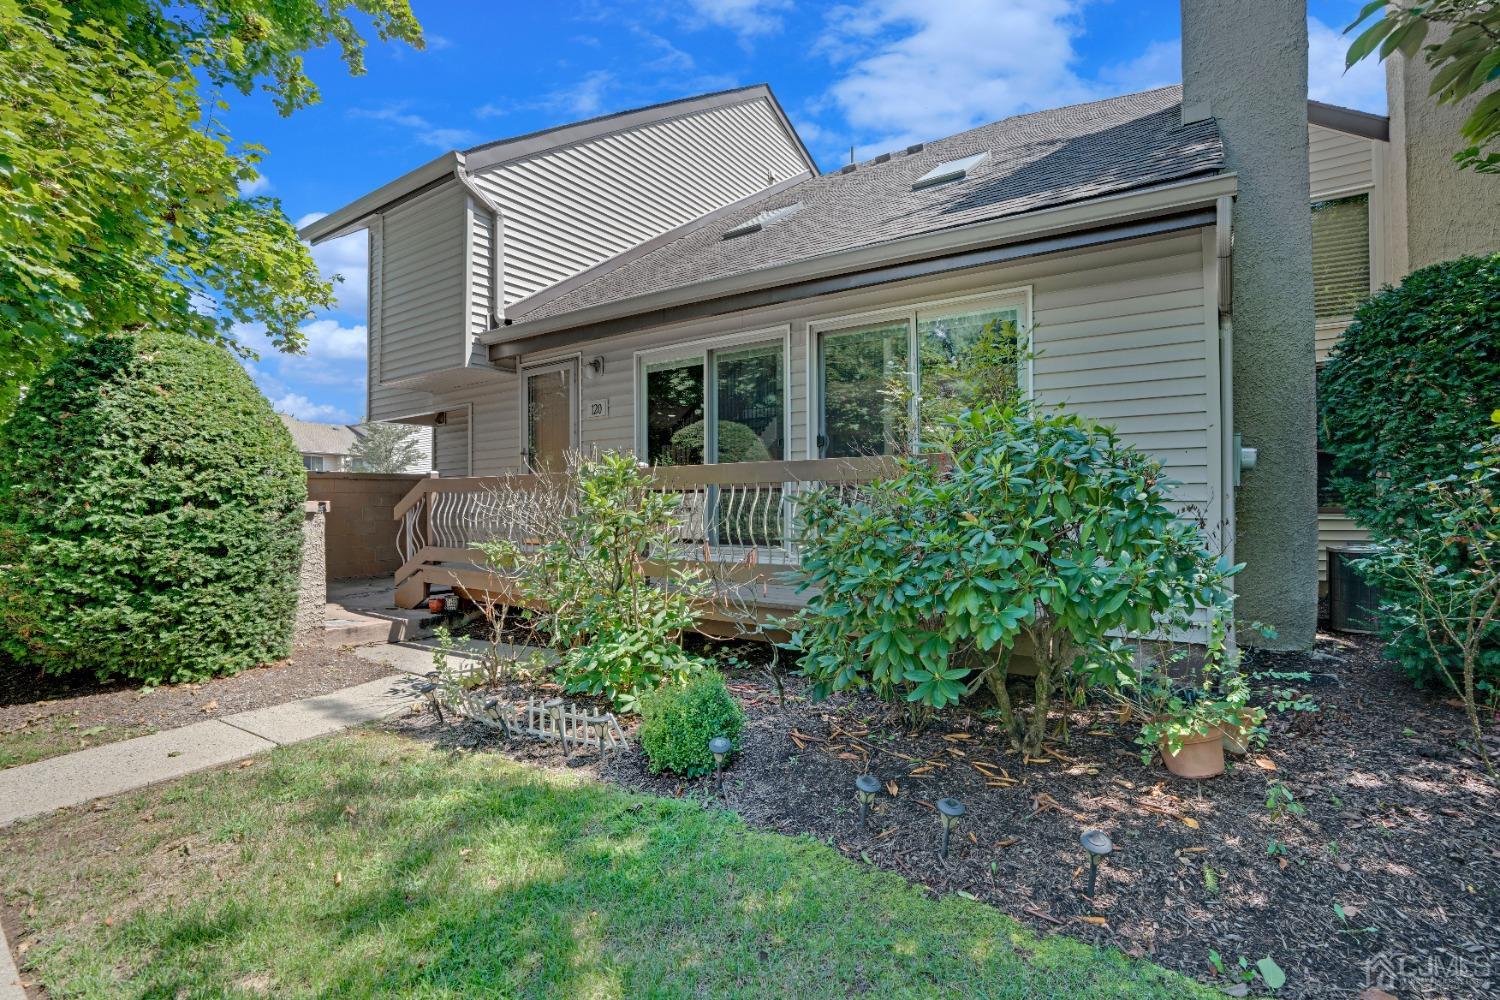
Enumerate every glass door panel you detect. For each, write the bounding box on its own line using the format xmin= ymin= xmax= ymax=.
xmin=644 ymin=356 xmax=706 ymax=466
xmin=712 ymin=341 xmax=784 ymax=547
xmin=713 ymin=342 xmax=784 ymax=462
xmin=818 ymin=320 xmax=911 ymax=458
xmin=525 ymin=363 xmax=575 ymax=473
xmin=915 ymin=304 xmax=1021 ymax=444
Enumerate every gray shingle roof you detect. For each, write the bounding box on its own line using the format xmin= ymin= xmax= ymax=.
xmin=279 ymin=414 xmax=357 ymax=456
xmin=510 ymin=86 xmax=1223 ymax=326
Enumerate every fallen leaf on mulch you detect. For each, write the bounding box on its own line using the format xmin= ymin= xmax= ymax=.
xmin=994 ymin=838 xmax=1018 ymax=848
xmin=199 ymin=699 xmax=218 ymax=714
xmin=1252 ymin=756 xmax=1277 ymax=771
xmin=237 ymin=759 xmax=254 ymax=769
xmin=1076 ymin=915 xmax=1108 ymax=927
xmin=885 ymin=780 xmax=898 ymax=796
xmin=1181 ymin=816 xmax=1200 ymax=829
xmin=1358 ymin=990 xmax=1397 ymax=1000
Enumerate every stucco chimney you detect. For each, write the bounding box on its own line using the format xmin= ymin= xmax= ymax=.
xmin=1182 ymin=0 xmax=1318 ymax=650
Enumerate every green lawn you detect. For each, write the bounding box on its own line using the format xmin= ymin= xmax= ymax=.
xmin=0 ymin=729 xmax=1218 ymax=998
xmin=0 ymin=714 xmax=157 ymax=769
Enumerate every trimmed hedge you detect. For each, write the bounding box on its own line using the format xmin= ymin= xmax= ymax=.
xmin=1319 ymin=254 xmax=1500 ymax=693
xmin=638 ymin=670 xmax=746 ymax=777
xmin=0 ymin=332 xmax=307 ymax=684
xmin=1319 ymin=254 xmax=1500 ymax=535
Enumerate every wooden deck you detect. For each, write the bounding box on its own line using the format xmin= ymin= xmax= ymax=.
xmin=390 ymin=456 xmax=912 ymax=632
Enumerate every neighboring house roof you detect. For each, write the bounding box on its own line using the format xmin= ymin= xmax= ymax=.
xmin=507 ymin=87 xmax=1224 ymax=327
xmin=301 ymin=84 xmax=815 ymax=245
xmin=279 ymin=414 xmax=357 ymax=456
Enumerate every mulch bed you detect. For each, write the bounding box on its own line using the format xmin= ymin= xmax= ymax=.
xmin=0 ymin=644 xmax=393 ymax=764
xmin=389 ymin=629 xmax=1500 ymax=999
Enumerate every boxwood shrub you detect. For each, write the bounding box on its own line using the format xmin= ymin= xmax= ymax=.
xmin=638 ymin=670 xmax=746 ymax=777
xmin=0 ymin=332 xmax=307 ymax=684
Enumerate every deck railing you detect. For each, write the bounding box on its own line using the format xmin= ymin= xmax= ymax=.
xmin=391 ymin=456 xmax=912 ymax=603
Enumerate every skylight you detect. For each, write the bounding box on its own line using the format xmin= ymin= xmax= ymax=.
xmin=912 ymin=152 xmax=990 ymax=191
xmin=722 ymin=203 xmax=802 ymax=239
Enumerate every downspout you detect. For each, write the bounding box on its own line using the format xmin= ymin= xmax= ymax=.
xmin=453 ymin=160 xmax=504 ymax=328
xmin=1216 ymin=194 xmax=1238 ymax=595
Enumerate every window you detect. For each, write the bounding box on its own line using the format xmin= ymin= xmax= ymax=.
xmin=916 ymin=301 xmax=1023 ymax=440
xmin=815 ymin=292 xmax=1028 ymax=458
xmin=912 ymin=152 xmax=989 ymax=190
xmin=640 ymin=336 xmax=786 ymax=466
xmin=817 ymin=320 xmax=910 ymax=458
xmin=1311 ymin=194 xmax=1371 ymax=320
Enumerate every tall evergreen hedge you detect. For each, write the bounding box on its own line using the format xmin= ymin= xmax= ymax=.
xmin=0 ymin=332 xmax=307 ymax=684
xmin=1319 ymin=254 xmax=1500 ymax=692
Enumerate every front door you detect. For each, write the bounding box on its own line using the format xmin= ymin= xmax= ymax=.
xmin=523 ymin=360 xmax=577 ymax=472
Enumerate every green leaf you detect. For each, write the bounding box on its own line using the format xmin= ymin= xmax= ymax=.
xmin=1256 ymin=957 xmax=1286 ymax=991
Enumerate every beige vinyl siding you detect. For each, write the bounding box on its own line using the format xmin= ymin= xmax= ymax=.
xmin=438 ymin=230 xmax=1222 ymax=554
xmin=367 ymin=219 xmax=436 ymax=422
xmin=472 ymin=98 xmax=810 ymax=307
xmin=432 ymin=406 xmax=471 ymax=476
xmin=469 ymin=197 xmax=495 ymax=339
xmin=1316 ymin=319 xmax=1349 ymax=363
xmin=1309 ymin=124 xmax=1376 ymax=198
xmin=1317 ymin=510 xmax=1370 ymax=589
xmin=380 ymin=183 xmax=468 ymax=383
xmin=1029 ymin=233 xmax=1215 ymax=519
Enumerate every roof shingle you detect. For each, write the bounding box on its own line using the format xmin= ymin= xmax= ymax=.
xmin=510 ymin=86 xmax=1223 ymax=326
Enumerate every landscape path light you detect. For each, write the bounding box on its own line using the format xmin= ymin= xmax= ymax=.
xmin=1080 ymin=829 xmax=1114 ymax=898
xmin=855 ymin=774 xmax=881 ymax=828
xmin=708 ymin=736 xmax=732 ymax=786
xmin=936 ymin=797 xmax=965 ymax=859
xmin=417 ymin=682 xmax=444 ymax=724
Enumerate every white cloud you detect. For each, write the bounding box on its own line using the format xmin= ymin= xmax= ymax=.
xmin=292 ymin=213 xmax=367 ymax=316
xmin=271 ymin=392 xmax=355 ymax=423
xmin=238 ymin=172 xmax=272 ymax=196
xmin=1307 ymin=15 xmax=1386 ymax=114
xmin=686 ymin=0 xmax=792 ymax=39
xmin=349 ymin=103 xmax=480 ymax=149
xmin=555 ymin=71 xmax=614 ymax=117
xmin=816 ymin=0 xmax=1096 ymax=156
xmin=1097 ymin=38 xmax=1181 ymax=94
xmin=424 ymin=34 xmax=453 ymax=51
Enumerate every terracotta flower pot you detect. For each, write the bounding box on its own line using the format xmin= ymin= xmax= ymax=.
xmin=1160 ymin=727 xmax=1225 ymax=779
xmin=427 ymin=597 xmax=447 ymax=614
xmin=1219 ymin=709 xmax=1260 ymax=756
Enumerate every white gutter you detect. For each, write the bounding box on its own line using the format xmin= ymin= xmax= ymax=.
xmin=481 ymin=171 xmax=1240 ymax=345
xmin=299 ymin=151 xmax=460 ymax=244
xmin=452 ymin=160 xmax=505 ymax=327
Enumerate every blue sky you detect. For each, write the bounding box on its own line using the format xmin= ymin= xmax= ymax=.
xmin=233 ymin=0 xmax=1386 ymax=424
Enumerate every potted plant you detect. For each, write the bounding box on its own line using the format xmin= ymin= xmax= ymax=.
xmin=1139 ymin=693 xmax=1241 ymax=778
xmin=1133 ymin=609 xmax=1261 ymax=777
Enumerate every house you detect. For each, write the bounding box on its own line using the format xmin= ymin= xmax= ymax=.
xmin=301 ymin=2 xmax=1497 ymax=647
xmin=279 ymin=414 xmax=434 ymax=473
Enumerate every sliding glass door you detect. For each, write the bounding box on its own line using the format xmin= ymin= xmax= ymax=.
xmin=641 ymin=338 xmax=785 ymax=466
xmin=815 ymin=293 xmax=1027 ymax=457
xmin=640 ymin=336 xmax=787 ymax=548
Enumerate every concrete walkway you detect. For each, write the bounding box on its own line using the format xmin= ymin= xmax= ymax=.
xmin=0 ymin=674 xmax=424 ymax=829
